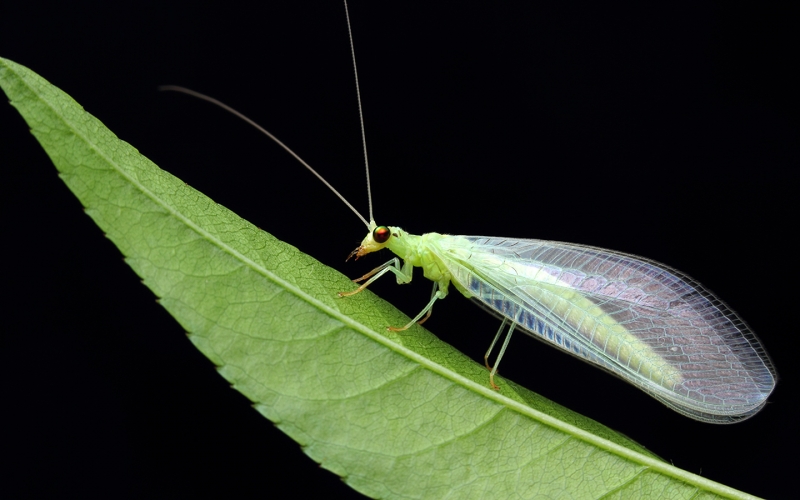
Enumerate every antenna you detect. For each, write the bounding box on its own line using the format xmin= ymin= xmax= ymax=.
xmin=343 ymin=0 xmax=374 ymax=225
xmin=160 ymin=2 xmax=375 ymax=230
xmin=158 ymin=86 xmax=370 ymax=229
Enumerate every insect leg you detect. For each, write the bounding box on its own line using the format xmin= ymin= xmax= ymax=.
xmin=338 ymin=257 xmax=408 ymax=297
xmin=414 ymin=282 xmax=440 ymax=327
xmin=388 ymin=282 xmax=448 ymax=332
xmin=486 ymin=320 xmax=517 ymax=390
xmin=484 ymin=318 xmax=509 ymax=370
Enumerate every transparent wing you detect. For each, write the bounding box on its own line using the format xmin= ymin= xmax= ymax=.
xmin=434 ymin=236 xmax=776 ymax=423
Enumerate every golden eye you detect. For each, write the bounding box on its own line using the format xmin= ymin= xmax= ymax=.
xmin=373 ymin=226 xmax=391 ymax=243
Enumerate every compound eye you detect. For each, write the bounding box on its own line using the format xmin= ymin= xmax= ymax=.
xmin=373 ymin=226 xmax=391 ymax=244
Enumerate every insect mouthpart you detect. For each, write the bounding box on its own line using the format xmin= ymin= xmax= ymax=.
xmin=346 ymin=246 xmax=365 ymax=261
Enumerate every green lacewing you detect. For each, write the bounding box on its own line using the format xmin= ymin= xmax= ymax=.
xmin=163 ymin=0 xmax=776 ymax=423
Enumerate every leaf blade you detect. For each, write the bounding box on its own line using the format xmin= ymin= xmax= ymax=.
xmin=0 ymin=56 xmax=761 ymax=500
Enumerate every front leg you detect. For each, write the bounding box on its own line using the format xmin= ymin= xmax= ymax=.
xmin=338 ymin=257 xmax=413 ymax=297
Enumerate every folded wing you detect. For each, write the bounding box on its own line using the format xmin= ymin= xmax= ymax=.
xmin=434 ymin=236 xmax=776 ymax=423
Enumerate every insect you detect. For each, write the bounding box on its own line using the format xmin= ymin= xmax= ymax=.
xmin=163 ymin=1 xmax=776 ymax=423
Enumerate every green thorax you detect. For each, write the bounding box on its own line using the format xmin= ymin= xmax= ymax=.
xmin=385 ymin=228 xmax=451 ymax=284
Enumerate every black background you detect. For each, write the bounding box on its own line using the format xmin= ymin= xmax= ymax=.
xmin=3 ymin=1 xmax=797 ymax=498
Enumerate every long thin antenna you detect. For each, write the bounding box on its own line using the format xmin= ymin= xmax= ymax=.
xmin=159 ymin=85 xmax=370 ymax=229
xmin=343 ymin=0 xmax=374 ymax=224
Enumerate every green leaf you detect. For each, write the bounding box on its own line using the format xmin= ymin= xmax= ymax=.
xmin=0 ymin=56 xmax=763 ymax=500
